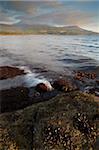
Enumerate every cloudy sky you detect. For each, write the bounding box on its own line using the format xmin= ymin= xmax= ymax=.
xmin=0 ymin=0 xmax=99 ymax=32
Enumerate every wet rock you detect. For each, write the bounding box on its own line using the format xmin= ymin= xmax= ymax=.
xmin=53 ymin=79 xmax=67 ymax=90
xmin=73 ymin=71 xmax=98 ymax=95
xmin=90 ymin=72 xmax=96 ymax=79
xmin=35 ymin=82 xmax=53 ymax=93
xmin=52 ymin=79 xmax=70 ymax=91
xmin=96 ymin=80 xmax=99 ymax=85
xmin=35 ymin=83 xmax=48 ymax=93
xmin=84 ymin=86 xmax=99 ymax=96
xmin=74 ymin=75 xmax=83 ymax=82
xmin=0 ymin=66 xmax=26 ymax=80
xmin=74 ymin=71 xmax=96 ymax=82
xmin=74 ymin=71 xmax=84 ymax=81
xmin=84 ymin=86 xmax=95 ymax=94
xmin=0 ymin=86 xmax=29 ymax=113
xmin=95 ymin=90 xmax=99 ymax=96
xmin=53 ymin=79 xmax=78 ymax=92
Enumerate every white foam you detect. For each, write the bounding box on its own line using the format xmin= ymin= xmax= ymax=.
xmin=0 ymin=72 xmax=53 ymax=91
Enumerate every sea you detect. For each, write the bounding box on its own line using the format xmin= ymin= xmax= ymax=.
xmin=0 ymin=35 xmax=99 ymax=89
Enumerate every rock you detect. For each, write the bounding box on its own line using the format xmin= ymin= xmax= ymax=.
xmin=0 ymin=66 xmax=25 ymax=80
xmin=90 ymin=72 xmax=96 ymax=79
xmin=0 ymin=86 xmax=29 ymax=113
xmin=95 ymin=90 xmax=99 ymax=96
xmin=74 ymin=71 xmax=96 ymax=82
xmin=52 ymin=79 xmax=68 ymax=90
xmin=73 ymin=113 xmax=95 ymax=135
xmin=0 ymin=91 xmax=98 ymax=149
xmin=53 ymin=79 xmax=78 ymax=92
xmin=84 ymin=86 xmax=99 ymax=96
xmin=92 ymin=114 xmax=99 ymax=121
xmin=96 ymin=80 xmax=99 ymax=85
xmin=84 ymin=86 xmax=95 ymax=94
xmin=35 ymin=83 xmax=51 ymax=93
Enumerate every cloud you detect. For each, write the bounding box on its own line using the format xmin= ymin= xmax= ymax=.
xmin=0 ymin=1 xmax=99 ymax=32
xmin=0 ymin=10 xmax=21 ymax=25
xmin=0 ymin=1 xmax=63 ymax=25
xmin=25 ymin=8 xmax=95 ymax=26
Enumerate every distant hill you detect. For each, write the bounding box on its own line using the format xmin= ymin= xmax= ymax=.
xmin=0 ymin=24 xmax=98 ymax=35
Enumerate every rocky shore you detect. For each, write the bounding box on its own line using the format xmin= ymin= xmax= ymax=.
xmin=0 ymin=66 xmax=98 ymax=150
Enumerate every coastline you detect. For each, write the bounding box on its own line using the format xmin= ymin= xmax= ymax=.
xmin=0 ymin=30 xmax=99 ymax=36
xmin=0 ymin=65 xmax=99 ymax=112
xmin=0 ymin=65 xmax=98 ymax=149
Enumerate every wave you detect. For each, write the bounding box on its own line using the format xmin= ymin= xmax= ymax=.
xmin=72 ymin=43 xmax=99 ymax=48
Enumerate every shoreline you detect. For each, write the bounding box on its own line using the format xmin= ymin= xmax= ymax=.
xmin=0 ymin=65 xmax=98 ymax=149
xmin=0 ymin=65 xmax=98 ymax=113
xmin=0 ymin=33 xmax=99 ymax=36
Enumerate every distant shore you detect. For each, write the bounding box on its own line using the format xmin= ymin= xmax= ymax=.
xmin=0 ymin=32 xmax=98 ymax=36
xmin=0 ymin=25 xmax=99 ymax=35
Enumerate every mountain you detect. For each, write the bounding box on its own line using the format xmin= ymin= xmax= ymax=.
xmin=0 ymin=24 xmax=98 ymax=35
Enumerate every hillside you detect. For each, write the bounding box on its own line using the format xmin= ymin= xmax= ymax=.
xmin=0 ymin=24 xmax=98 ymax=35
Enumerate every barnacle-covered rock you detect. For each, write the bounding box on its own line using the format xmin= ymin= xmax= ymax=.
xmin=0 ymin=89 xmax=98 ymax=150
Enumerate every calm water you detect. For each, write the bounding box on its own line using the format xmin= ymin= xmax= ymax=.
xmin=0 ymin=35 xmax=99 ymax=72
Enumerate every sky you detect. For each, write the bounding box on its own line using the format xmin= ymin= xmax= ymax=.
xmin=0 ymin=0 xmax=99 ymax=33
